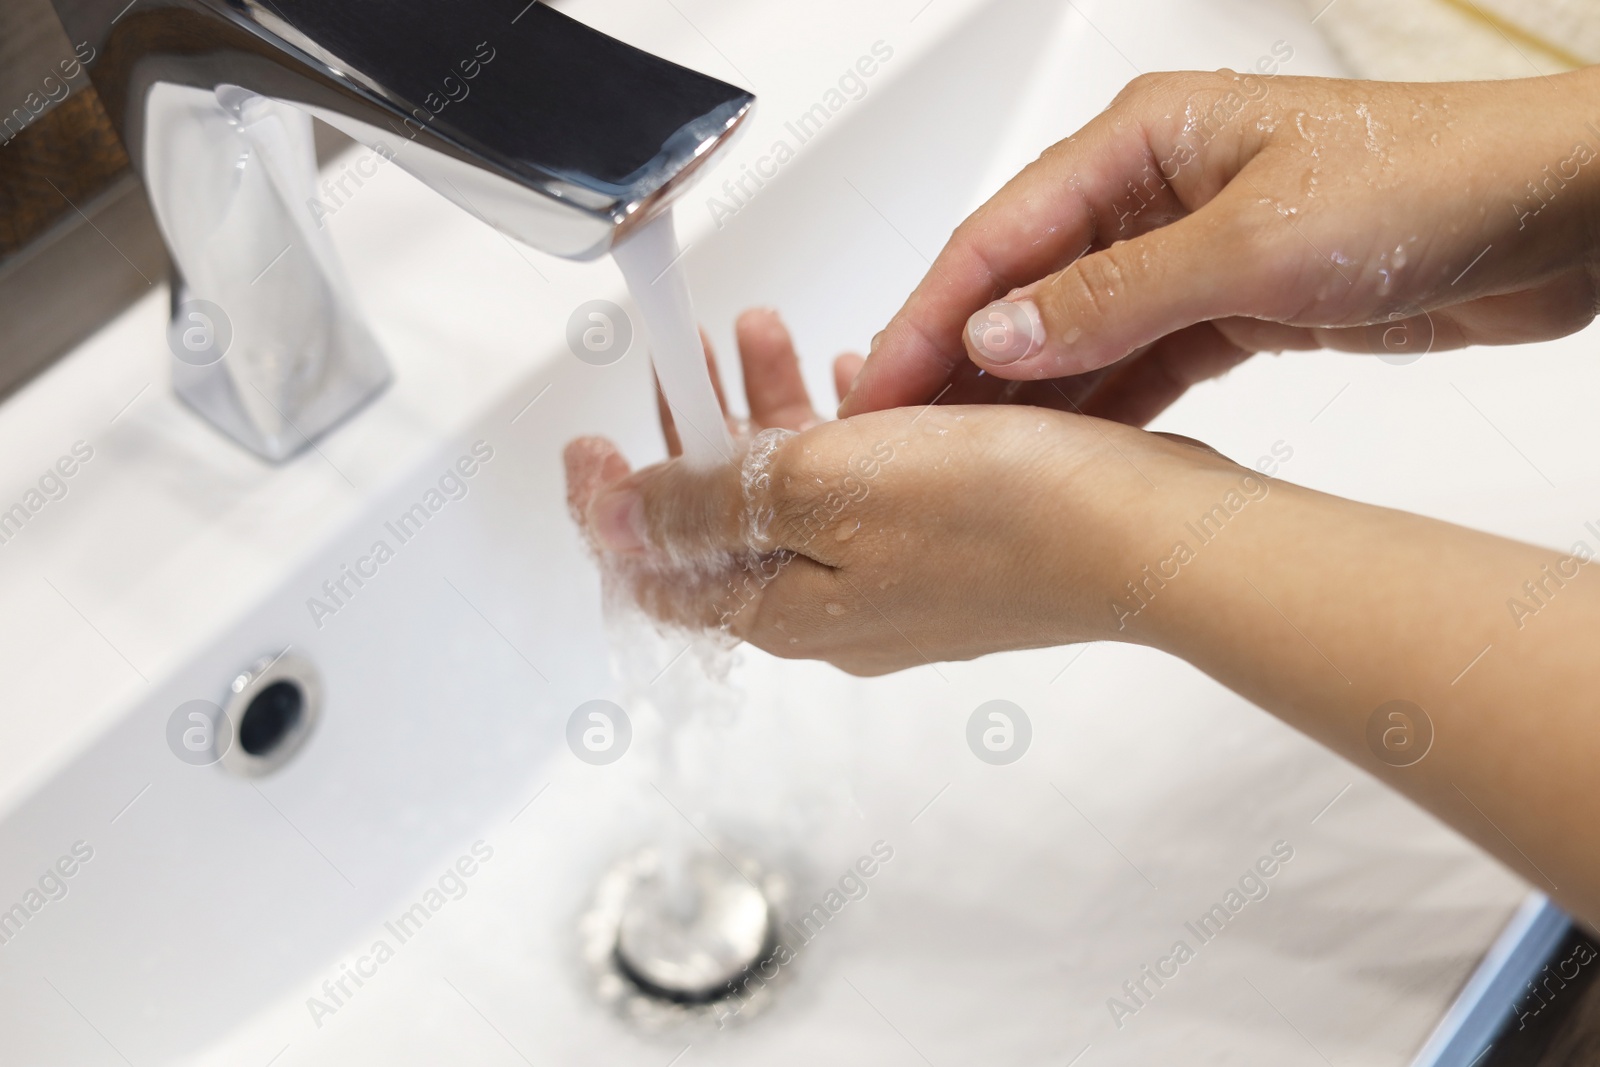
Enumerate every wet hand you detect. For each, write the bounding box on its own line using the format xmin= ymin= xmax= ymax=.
xmin=839 ymin=69 xmax=1600 ymax=425
xmin=564 ymin=310 xmax=1223 ymax=675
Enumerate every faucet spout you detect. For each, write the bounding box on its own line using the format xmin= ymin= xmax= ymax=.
xmin=52 ymin=0 xmax=754 ymax=460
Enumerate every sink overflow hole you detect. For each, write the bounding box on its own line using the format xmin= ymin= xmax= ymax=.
xmin=239 ymin=680 xmax=303 ymax=756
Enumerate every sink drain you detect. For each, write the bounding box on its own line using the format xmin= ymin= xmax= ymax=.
xmin=615 ymin=851 xmax=774 ymax=1003
xmin=581 ymin=846 xmax=791 ymax=1028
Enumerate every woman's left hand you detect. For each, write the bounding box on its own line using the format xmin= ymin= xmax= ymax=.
xmin=564 ymin=309 xmax=1230 ymax=674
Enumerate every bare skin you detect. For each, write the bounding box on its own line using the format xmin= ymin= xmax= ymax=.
xmin=565 ymin=71 xmax=1600 ymax=926
xmin=841 ymin=69 xmax=1600 ymax=425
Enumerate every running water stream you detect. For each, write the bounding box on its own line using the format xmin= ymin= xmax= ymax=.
xmin=606 ymin=208 xmax=748 ymax=960
xmin=613 ymin=211 xmax=734 ymax=469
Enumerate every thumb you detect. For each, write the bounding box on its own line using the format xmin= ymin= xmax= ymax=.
xmin=962 ymin=208 xmax=1265 ymax=379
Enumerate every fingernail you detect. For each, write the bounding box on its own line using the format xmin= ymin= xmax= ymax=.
xmin=591 ymin=489 xmax=646 ymax=553
xmin=966 ymin=299 xmax=1045 ymax=365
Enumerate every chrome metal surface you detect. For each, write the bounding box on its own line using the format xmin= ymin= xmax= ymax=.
xmin=616 ymin=851 xmax=774 ymax=1002
xmin=581 ymin=847 xmax=790 ymax=1029
xmin=1411 ymin=894 xmax=1574 ymax=1067
xmin=47 ymin=0 xmax=753 ymax=460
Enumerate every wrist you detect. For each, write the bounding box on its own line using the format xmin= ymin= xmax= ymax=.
xmin=1125 ymin=461 xmax=1279 ymax=645
xmin=1034 ymin=424 xmax=1262 ymax=648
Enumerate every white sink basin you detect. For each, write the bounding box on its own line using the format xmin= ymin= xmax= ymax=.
xmin=6 ymin=0 xmax=1591 ymax=1062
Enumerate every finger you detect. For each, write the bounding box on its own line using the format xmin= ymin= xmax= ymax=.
xmin=1216 ymin=303 xmax=1522 ymax=359
xmin=1079 ymin=322 xmax=1253 ymax=426
xmin=585 ymin=454 xmax=752 ymax=560
xmin=879 ymin=354 xmax=1117 ymax=413
xmin=736 ymin=556 xmax=929 ymax=677
xmin=835 ymin=71 xmax=1254 ymax=419
xmin=721 ymin=551 xmax=840 ymax=646
xmin=960 ymin=189 xmax=1283 ymax=381
xmin=1211 ymin=317 xmax=1321 ymax=353
xmin=736 ymin=308 xmax=816 ymax=429
xmin=564 ymin=436 xmax=632 ymax=541
xmin=656 ymin=329 xmax=729 ymax=457
xmin=833 ymin=353 xmax=865 ymax=403
xmin=929 ymin=357 xmax=1011 ymax=406
xmin=621 ymin=544 xmax=840 ymax=639
xmin=835 ymin=109 xmax=1156 ymax=418
xmin=696 ymin=328 xmax=729 ymax=413
xmin=622 ymin=552 xmax=774 ymax=632
xmin=1034 ymin=366 xmax=1120 ymax=414
xmin=1150 ymin=432 xmax=1225 ymax=457
xmin=1432 ymin=274 xmax=1596 ymax=346
xmin=1306 ymin=272 xmax=1596 ymax=353
xmin=654 ymin=381 xmax=682 ymax=457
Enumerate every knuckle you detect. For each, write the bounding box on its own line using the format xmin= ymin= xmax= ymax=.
xmin=1112 ymin=71 xmax=1208 ymax=113
xmin=761 ymin=430 xmax=849 ymax=551
xmin=756 ymin=422 xmax=892 ymax=556
xmin=1111 ymin=72 xmax=1170 ymax=108
xmin=1053 ymin=248 xmax=1131 ymax=326
xmin=762 ymin=432 xmax=808 ymax=487
xmin=775 ymin=490 xmax=838 ymax=553
xmin=1210 ymin=212 xmax=1317 ymax=320
xmin=759 ymin=446 xmax=814 ymax=544
xmin=1116 ymin=71 xmax=1252 ymax=142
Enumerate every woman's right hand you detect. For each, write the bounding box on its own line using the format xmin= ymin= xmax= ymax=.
xmin=838 ymin=67 xmax=1600 ymax=426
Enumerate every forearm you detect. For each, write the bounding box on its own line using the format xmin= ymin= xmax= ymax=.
xmin=1126 ymin=465 xmax=1600 ymax=921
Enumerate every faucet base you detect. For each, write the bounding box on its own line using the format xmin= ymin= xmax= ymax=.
xmin=170 ymin=282 xmax=392 ymax=464
xmin=148 ymin=84 xmax=392 ymax=464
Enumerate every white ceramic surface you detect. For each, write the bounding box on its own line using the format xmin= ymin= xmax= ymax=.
xmin=3 ymin=0 xmax=1585 ymax=1063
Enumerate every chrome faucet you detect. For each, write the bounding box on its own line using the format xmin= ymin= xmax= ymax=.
xmin=52 ymin=0 xmax=754 ymax=461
